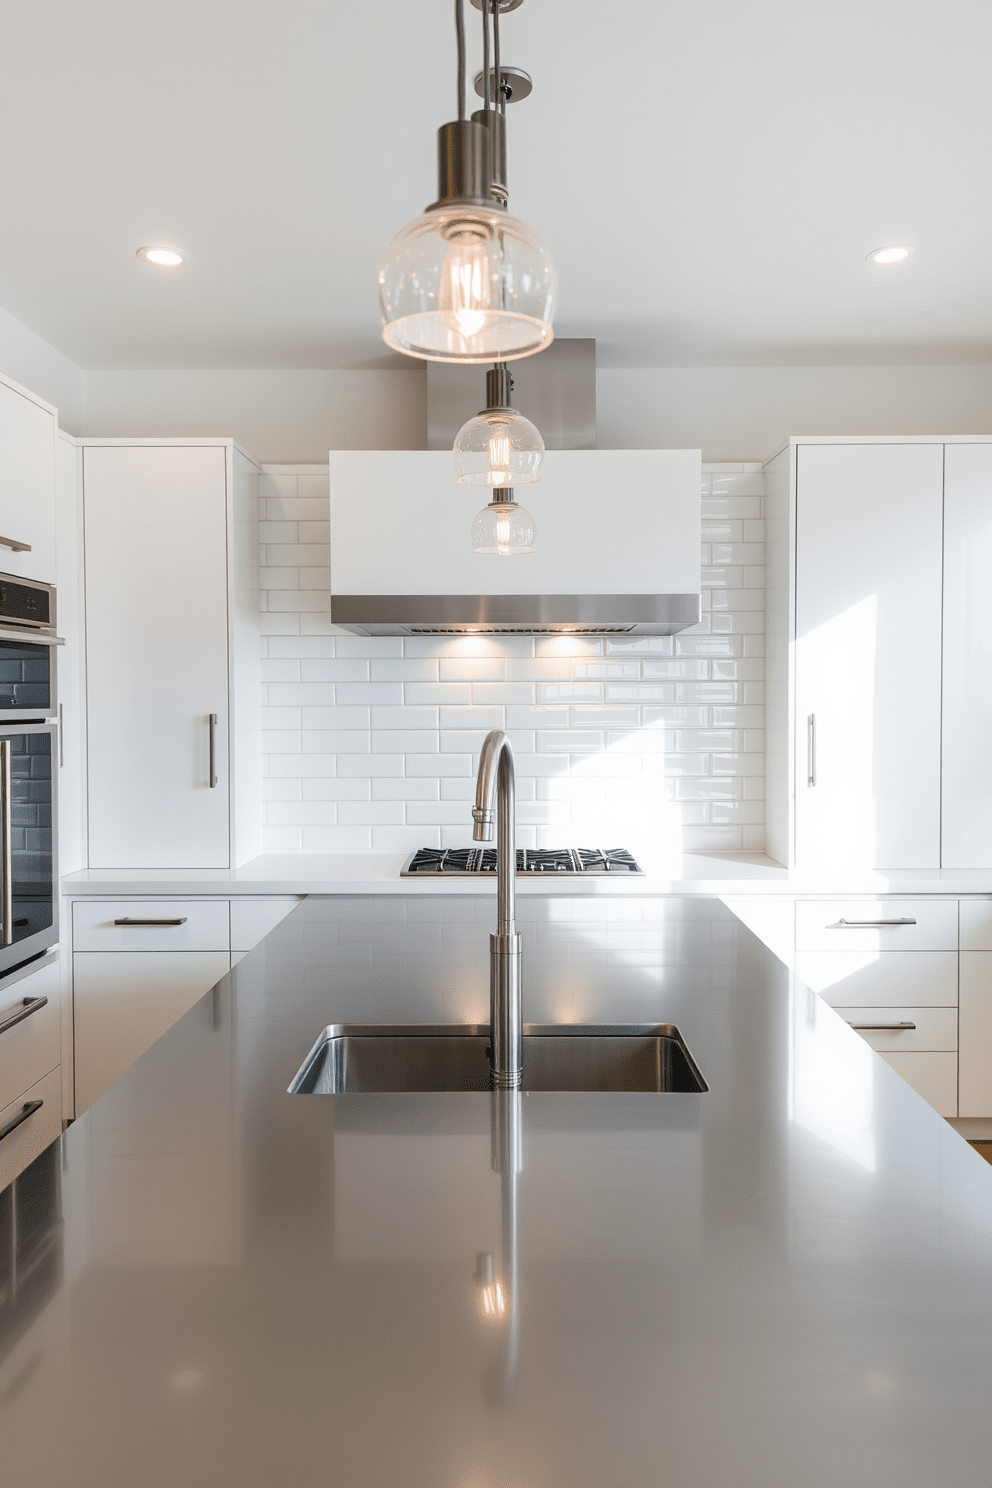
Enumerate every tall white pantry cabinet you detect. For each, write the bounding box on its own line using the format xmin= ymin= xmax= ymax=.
xmin=764 ymin=437 xmax=992 ymax=1118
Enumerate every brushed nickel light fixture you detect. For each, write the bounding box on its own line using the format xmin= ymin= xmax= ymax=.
xmin=379 ymin=0 xmax=557 ymax=364
xmin=461 ymin=363 xmax=540 ymax=555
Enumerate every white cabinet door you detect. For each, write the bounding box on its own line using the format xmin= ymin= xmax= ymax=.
xmin=0 ymin=377 xmax=56 ymax=585
xmin=72 ymin=950 xmax=231 ymax=1112
xmin=960 ymin=951 xmax=992 ymax=1116
xmin=83 ymin=446 xmax=231 ymax=868
xmin=793 ymin=444 xmax=943 ymax=869
xmin=942 ymin=446 xmax=992 ymax=866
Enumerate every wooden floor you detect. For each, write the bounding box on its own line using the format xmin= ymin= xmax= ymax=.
xmin=969 ymin=1143 xmax=992 ymax=1166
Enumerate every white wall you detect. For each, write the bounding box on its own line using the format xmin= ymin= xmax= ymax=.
xmin=597 ymin=365 xmax=992 ymax=462
xmin=0 ymin=304 xmax=86 ymax=431
xmin=83 ymin=369 xmax=426 ymax=461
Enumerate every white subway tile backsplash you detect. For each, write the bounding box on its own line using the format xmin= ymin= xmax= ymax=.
xmin=258 ymin=465 xmax=766 ymax=853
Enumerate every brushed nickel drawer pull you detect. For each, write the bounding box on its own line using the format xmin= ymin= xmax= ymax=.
xmin=0 ymin=535 xmax=32 ymax=554
xmin=208 ymin=713 xmax=218 ymax=788
xmin=807 ymin=713 xmax=816 ymax=787
xmin=113 ymin=917 xmax=188 ymax=927
xmin=0 ymin=1099 xmax=42 ymax=1143
xmin=833 ymin=917 xmax=917 ymax=928
xmin=0 ymin=994 xmax=48 ymax=1037
xmin=847 ymin=1020 xmax=917 ymax=1031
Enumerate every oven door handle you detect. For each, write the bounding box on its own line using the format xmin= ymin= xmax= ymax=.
xmin=0 ymin=628 xmax=65 ymax=647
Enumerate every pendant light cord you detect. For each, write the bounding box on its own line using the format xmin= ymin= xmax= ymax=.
xmin=482 ymin=0 xmax=490 ymax=117
xmin=455 ymin=0 xmax=465 ymax=122
xmin=493 ymin=0 xmax=503 ymax=115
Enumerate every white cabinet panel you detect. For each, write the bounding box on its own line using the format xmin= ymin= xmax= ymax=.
xmin=797 ymin=950 xmax=958 ymax=1007
xmin=793 ymin=444 xmax=943 ymax=869
xmin=0 ymin=958 xmax=61 ymax=1112
xmin=795 ymin=898 xmax=957 ymax=952
xmin=960 ymin=899 xmax=992 ymax=950
xmin=836 ymin=1006 xmax=956 ymax=1053
xmin=0 ymin=377 xmax=56 ymax=585
xmin=880 ymin=1052 xmax=957 ymax=1117
xmin=72 ymin=950 xmax=230 ymax=1112
xmin=0 ymin=1066 xmax=62 ymax=1190
xmin=960 ymin=951 xmax=992 ymax=1116
xmin=230 ymin=896 xmax=301 ymax=951
xmin=72 ymin=897 xmax=230 ymax=951
xmin=943 ymin=445 xmax=992 ymax=867
xmin=83 ymin=446 xmax=231 ymax=868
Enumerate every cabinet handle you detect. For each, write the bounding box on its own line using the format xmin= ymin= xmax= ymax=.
xmin=833 ymin=917 xmax=917 ymax=928
xmin=847 ymin=1020 xmax=916 ymax=1031
xmin=0 ymin=1099 xmax=42 ymax=1144
xmin=209 ymin=713 xmax=218 ymax=788
xmin=59 ymin=702 xmax=64 ymax=768
xmin=807 ymin=714 xmax=816 ymax=787
xmin=113 ymin=917 xmax=188 ymax=927
xmin=0 ymin=535 xmax=32 ymax=554
xmin=0 ymin=994 xmax=48 ymax=1037
xmin=0 ymin=739 xmax=11 ymax=948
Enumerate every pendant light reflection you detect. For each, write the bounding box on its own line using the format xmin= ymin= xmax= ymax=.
xmin=474 ymin=1252 xmax=508 ymax=1323
xmin=472 ymin=497 xmax=536 ymax=556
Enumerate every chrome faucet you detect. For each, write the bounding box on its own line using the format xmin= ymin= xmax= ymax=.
xmin=472 ymin=729 xmax=522 ymax=1088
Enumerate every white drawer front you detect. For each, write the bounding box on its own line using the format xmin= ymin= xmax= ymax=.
xmin=0 ymin=1066 xmax=61 ymax=1191
xmin=879 ymin=1051 xmax=957 ymax=1117
xmin=230 ymin=897 xmax=302 ymax=952
xmin=835 ymin=1006 xmax=956 ymax=1053
xmin=73 ymin=951 xmax=231 ymax=1113
xmin=72 ymin=899 xmax=230 ymax=952
xmin=960 ymin=900 xmax=992 ymax=951
xmin=960 ymin=952 xmax=992 ymax=1116
xmin=795 ymin=898 xmax=957 ymax=952
xmin=0 ymin=960 xmax=60 ymax=1113
xmin=796 ymin=950 xmax=958 ymax=1007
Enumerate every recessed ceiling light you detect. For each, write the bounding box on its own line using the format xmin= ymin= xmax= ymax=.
xmin=136 ymin=246 xmax=185 ymax=267
xmin=867 ymin=245 xmax=914 ymax=266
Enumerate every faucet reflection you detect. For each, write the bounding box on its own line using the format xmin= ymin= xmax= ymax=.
xmin=472 ymin=730 xmax=522 ymax=1089
xmin=476 ymin=1087 xmax=521 ymax=1408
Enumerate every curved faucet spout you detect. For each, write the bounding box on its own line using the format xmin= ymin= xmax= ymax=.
xmin=472 ymin=730 xmax=521 ymax=1087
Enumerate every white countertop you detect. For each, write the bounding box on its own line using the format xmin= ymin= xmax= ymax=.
xmin=60 ymin=851 xmax=992 ymax=897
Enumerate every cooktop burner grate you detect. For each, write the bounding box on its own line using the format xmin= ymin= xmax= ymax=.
xmin=401 ymin=847 xmax=642 ymax=876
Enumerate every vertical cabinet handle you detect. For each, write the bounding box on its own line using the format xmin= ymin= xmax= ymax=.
xmin=208 ymin=713 xmax=218 ymax=789
xmin=0 ymin=739 xmax=12 ymax=946
xmin=807 ymin=713 xmax=816 ymax=788
xmin=59 ymin=702 xmax=64 ymax=768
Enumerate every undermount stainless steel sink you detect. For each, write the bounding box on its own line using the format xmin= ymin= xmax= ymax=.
xmin=288 ymin=1024 xmax=708 ymax=1095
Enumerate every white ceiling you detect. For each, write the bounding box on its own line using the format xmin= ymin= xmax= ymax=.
xmin=2 ymin=0 xmax=990 ymax=370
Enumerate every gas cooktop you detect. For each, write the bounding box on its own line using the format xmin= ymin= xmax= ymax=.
xmin=400 ymin=847 xmax=642 ymax=876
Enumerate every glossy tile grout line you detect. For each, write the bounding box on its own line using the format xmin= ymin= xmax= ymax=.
xmin=257 ymin=463 xmax=765 ymax=856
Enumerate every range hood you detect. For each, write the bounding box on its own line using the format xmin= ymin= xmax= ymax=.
xmin=329 ymin=341 xmax=701 ymax=637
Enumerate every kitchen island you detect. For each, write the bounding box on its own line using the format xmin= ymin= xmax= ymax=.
xmin=4 ymin=893 xmax=992 ymax=1486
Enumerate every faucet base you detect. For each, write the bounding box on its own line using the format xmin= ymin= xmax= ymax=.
xmin=489 ymin=931 xmax=522 ymax=1088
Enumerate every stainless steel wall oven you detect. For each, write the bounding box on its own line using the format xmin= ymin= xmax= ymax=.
xmin=0 ymin=577 xmax=61 ymax=977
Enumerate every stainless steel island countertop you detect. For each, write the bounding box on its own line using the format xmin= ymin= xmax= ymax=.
xmin=4 ymin=894 xmax=992 ymax=1487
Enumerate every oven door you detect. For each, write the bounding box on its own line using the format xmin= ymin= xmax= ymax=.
xmin=0 ymin=630 xmax=59 ymax=723
xmin=0 ymin=723 xmax=58 ymax=978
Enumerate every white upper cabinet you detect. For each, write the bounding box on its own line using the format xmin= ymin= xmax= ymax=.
xmin=942 ymin=445 xmax=992 ymax=867
xmin=768 ymin=440 xmax=944 ymax=869
xmin=0 ymin=373 xmax=57 ymax=585
xmin=81 ymin=442 xmax=261 ymax=869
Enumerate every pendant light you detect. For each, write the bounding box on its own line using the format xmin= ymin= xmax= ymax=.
xmin=379 ymin=0 xmax=557 ymax=364
xmin=454 ymin=364 xmax=545 ymax=486
xmin=471 ymin=489 xmax=537 ymax=555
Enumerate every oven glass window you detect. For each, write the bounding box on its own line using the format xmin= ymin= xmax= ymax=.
xmin=0 ymin=638 xmax=50 ymax=714
xmin=10 ymin=730 xmax=53 ymax=940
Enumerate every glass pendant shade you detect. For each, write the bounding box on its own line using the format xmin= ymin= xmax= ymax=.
xmin=454 ymin=407 xmax=545 ymax=486
xmin=379 ymin=203 xmax=557 ymax=364
xmin=471 ymin=499 xmax=537 ymax=556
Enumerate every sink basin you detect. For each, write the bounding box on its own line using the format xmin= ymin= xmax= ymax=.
xmin=289 ymin=1023 xmax=708 ymax=1095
